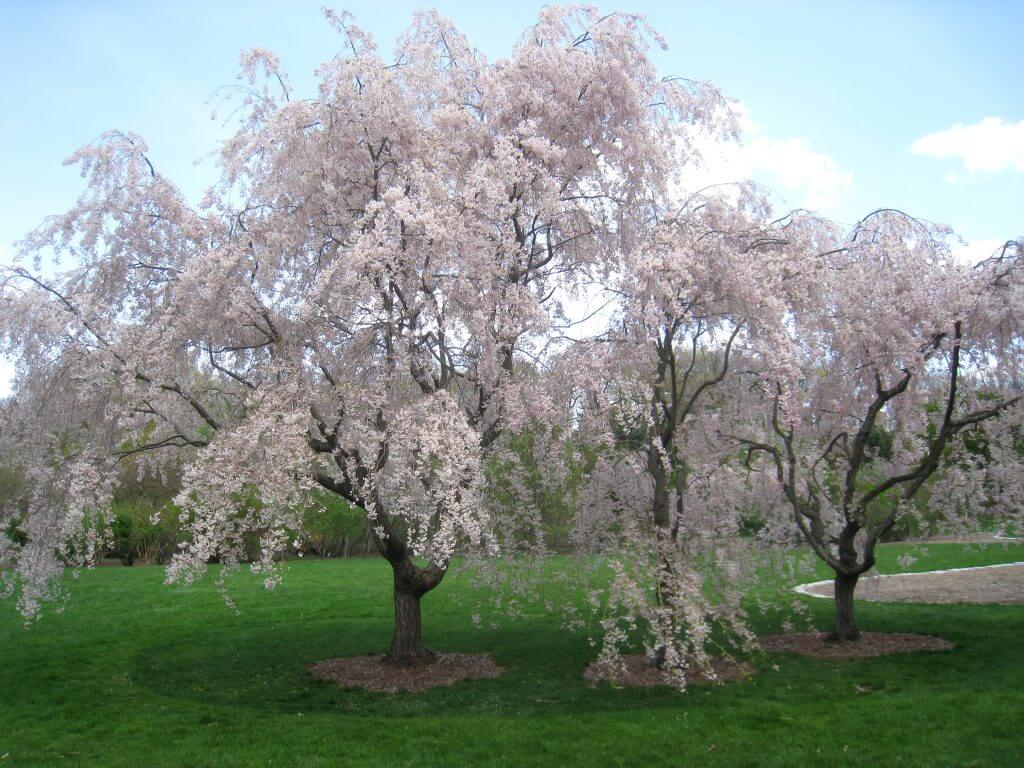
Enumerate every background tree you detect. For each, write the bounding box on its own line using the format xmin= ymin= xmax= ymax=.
xmin=733 ymin=211 xmax=1024 ymax=641
xmin=565 ymin=188 xmax=820 ymax=681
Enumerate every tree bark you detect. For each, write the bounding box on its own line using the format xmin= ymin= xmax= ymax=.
xmin=829 ymin=571 xmax=861 ymax=641
xmin=650 ymin=489 xmax=677 ymax=670
xmin=383 ymin=559 xmax=441 ymax=666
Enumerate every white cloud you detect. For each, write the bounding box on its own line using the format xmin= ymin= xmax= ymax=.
xmin=679 ymin=103 xmax=853 ymax=216
xmin=745 ymin=134 xmax=853 ymax=213
xmin=911 ymin=117 xmax=1024 ymax=174
xmin=953 ymin=238 xmax=1006 ymax=266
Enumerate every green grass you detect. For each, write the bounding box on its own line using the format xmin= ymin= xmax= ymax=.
xmin=1 ymin=542 xmax=1022 ymax=767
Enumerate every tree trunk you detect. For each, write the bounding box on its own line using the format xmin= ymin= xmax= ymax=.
xmin=652 ymin=569 xmax=675 ymax=670
xmin=651 ymin=525 xmax=677 ymax=669
xmin=829 ymin=571 xmax=861 ymax=641
xmin=383 ymin=562 xmax=439 ymax=666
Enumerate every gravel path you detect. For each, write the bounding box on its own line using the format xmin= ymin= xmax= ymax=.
xmin=797 ymin=562 xmax=1024 ymax=605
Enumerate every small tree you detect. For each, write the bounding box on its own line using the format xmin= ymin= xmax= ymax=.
xmin=568 ymin=190 xmax=817 ymax=679
xmin=734 ymin=212 xmax=1024 ymax=640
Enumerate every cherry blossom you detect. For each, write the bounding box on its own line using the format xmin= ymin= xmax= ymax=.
xmin=0 ymin=7 xmax=731 ymax=665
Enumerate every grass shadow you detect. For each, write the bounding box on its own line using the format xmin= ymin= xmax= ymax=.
xmin=129 ymin=616 xmax=767 ymax=718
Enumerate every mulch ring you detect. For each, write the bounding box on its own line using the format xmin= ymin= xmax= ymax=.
xmin=760 ymin=632 xmax=953 ymax=659
xmin=308 ymin=652 xmax=503 ymax=693
xmin=584 ymin=654 xmax=753 ymax=688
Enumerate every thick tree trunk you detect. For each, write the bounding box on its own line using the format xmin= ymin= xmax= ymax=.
xmin=383 ymin=560 xmax=440 ymax=666
xmin=829 ymin=571 xmax=861 ymax=641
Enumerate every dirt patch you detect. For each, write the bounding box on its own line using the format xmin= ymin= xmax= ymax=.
xmin=308 ymin=652 xmax=503 ymax=693
xmin=584 ymin=654 xmax=753 ymax=688
xmin=760 ymin=632 xmax=953 ymax=658
xmin=802 ymin=563 xmax=1024 ymax=605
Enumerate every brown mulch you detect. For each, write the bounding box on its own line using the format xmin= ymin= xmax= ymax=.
xmin=803 ymin=564 xmax=1024 ymax=605
xmin=308 ymin=652 xmax=503 ymax=693
xmin=584 ymin=654 xmax=753 ymax=688
xmin=760 ymin=632 xmax=953 ymax=659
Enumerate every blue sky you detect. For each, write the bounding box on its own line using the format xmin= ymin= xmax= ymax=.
xmin=1 ymin=1 xmax=1022 ymax=391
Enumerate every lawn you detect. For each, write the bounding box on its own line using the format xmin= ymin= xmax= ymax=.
xmin=1 ymin=541 xmax=1022 ymax=767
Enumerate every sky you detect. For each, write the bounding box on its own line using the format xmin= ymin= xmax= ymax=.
xmin=0 ymin=0 xmax=1022 ymax=394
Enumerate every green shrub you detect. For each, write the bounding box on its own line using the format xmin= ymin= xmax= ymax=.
xmin=300 ymin=492 xmax=374 ymax=557
xmin=108 ymin=499 xmax=182 ymax=566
